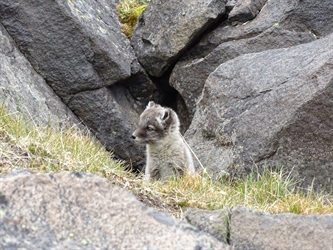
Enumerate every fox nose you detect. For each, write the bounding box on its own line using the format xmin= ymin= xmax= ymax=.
xmin=131 ymin=134 xmax=136 ymax=140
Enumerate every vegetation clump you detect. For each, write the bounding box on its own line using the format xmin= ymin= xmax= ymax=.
xmin=1 ymin=105 xmax=332 ymax=218
xmin=116 ymin=0 xmax=149 ymax=37
xmin=0 ymin=106 xmax=130 ymax=184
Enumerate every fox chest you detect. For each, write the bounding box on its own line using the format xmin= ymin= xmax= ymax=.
xmin=147 ymin=145 xmax=186 ymax=169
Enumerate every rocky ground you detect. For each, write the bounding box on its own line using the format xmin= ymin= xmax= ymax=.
xmin=1 ymin=0 xmax=333 ymax=248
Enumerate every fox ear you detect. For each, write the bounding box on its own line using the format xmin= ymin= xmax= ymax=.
xmin=146 ymin=101 xmax=155 ymax=109
xmin=161 ymin=109 xmax=170 ymax=121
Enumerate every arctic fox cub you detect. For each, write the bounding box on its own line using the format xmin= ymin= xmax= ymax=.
xmin=132 ymin=101 xmax=195 ymax=181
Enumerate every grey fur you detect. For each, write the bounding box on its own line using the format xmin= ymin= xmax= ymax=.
xmin=132 ymin=101 xmax=195 ymax=181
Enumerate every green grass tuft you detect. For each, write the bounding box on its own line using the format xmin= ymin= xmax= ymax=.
xmin=0 ymin=105 xmax=131 ymax=183
xmin=116 ymin=0 xmax=149 ymax=37
xmin=147 ymin=169 xmax=333 ymax=217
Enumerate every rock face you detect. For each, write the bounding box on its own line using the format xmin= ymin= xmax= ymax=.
xmin=0 ymin=0 xmax=131 ymax=95
xmin=184 ymin=208 xmax=230 ymax=244
xmin=170 ymin=26 xmax=315 ymax=118
xmin=0 ymin=171 xmax=230 ymax=249
xmin=184 ymin=206 xmax=333 ymax=250
xmin=131 ymin=0 xmax=226 ymax=77
xmin=186 ymin=34 xmax=333 ymax=190
xmin=228 ymin=0 xmax=267 ymax=23
xmin=170 ymin=0 xmax=333 ymax=118
xmin=0 ymin=24 xmax=78 ymax=126
xmin=230 ymin=206 xmax=333 ymax=250
xmin=0 ymin=0 xmax=159 ymax=168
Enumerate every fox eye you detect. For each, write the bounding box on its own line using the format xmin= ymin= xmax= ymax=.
xmin=147 ymin=126 xmax=154 ymax=132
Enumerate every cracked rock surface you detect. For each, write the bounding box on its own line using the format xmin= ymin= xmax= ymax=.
xmin=185 ymin=33 xmax=333 ymax=190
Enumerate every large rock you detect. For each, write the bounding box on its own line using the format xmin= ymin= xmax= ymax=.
xmin=0 ymin=0 xmax=132 ymax=94
xmin=230 ymin=206 xmax=333 ymax=250
xmin=0 ymin=171 xmax=230 ymax=249
xmin=170 ymin=26 xmax=315 ymax=118
xmin=185 ymin=206 xmax=333 ymax=249
xmin=67 ymin=87 xmax=140 ymax=161
xmin=0 ymin=0 xmax=158 ymax=167
xmin=186 ymin=34 xmax=333 ymax=190
xmin=228 ymin=0 xmax=267 ymax=23
xmin=280 ymin=0 xmax=333 ymax=37
xmin=171 ymin=0 xmax=333 ymax=117
xmin=131 ymin=0 xmax=226 ymax=77
xmin=0 ymin=24 xmax=78 ymax=126
xmin=194 ymin=0 xmax=333 ymax=58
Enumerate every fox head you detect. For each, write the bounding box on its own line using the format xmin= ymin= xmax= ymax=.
xmin=132 ymin=101 xmax=180 ymax=144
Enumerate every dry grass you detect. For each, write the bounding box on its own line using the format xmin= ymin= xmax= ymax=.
xmin=145 ymin=171 xmax=333 ymax=218
xmin=0 ymin=106 xmax=131 ymax=184
xmin=1 ymin=105 xmax=332 ymax=219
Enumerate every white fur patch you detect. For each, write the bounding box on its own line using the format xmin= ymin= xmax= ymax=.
xmin=147 ymin=101 xmax=155 ymax=109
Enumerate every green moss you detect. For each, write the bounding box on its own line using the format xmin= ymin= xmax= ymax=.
xmin=116 ymin=0 xmax=148 ymax=37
